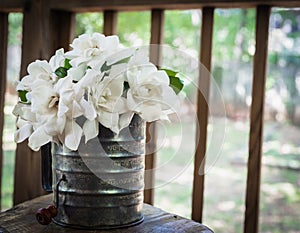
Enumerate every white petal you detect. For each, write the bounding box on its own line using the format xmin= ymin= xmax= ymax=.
xmin=64 ymin=121 xmax=83 ymax=151
xmin=28 ymin=127 xmax=52 ymax=151
xmin=104 ymin=75 xmax=124 ymax=98
xmin=69 ymin=57 xmax=89 ymax=67
xmin=44 ymin=116 xmax=66 ymax=135
xmin=49 ymin=48 xmax=65 ymax=69
xmin=12 ymin=103 xmax=23 ymax=116
xmin=28 ymin=60 xmax=51 ymax=77
xmin=119 ymin=111 xmax=134 ymax=131
xmin=30 ymin=84 xmax=55 ymax=114
xmin=80 ymin=98 xmax=96 ymax=121
xmin=57 ymin=100 xmax=69 ymax=118
xmin=14 ymin=123 xmax=33 ymax=143
xmin=139 ymin=104 xmax=162 ymax=122
xmin=153 ymin=70 xmax=170 ymax=85
xmin=161 ymin=84 xmax=180 ymax=111
xmin=126 ymin=90 xmax=140 ymax=112
xmin=17 ymin=75 xmax=34 ymax=90
xmin=109 ymin=63 xmax=127 ymax=79
xmin=77 ymin=69 xmax=101 ymax=90
xmin=106 ymin=48 xmax=135 ymax=66
xmin=16 ymin=118 xmax=28 ymax=128
xmin=128 ymin=48 xmax=149 ymax=66
xmin=72 ymin=101 xmax=83 ymax=118
xmin=98 ymin=111 xmax=119 ymax=133
xmin=83 ymin=120 xmax=99 ymax=143
xmin=21 ymin=107 xmax=36 ymax=121
xmin=67 ymin=64 xmax=87 ymax=82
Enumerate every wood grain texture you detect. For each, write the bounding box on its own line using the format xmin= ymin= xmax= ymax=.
xmin=149 ymin=9 xmax=164 ymax=66
xmin=49 ymin=10 xmax=75 ymax=51
xmin=144 ymin=9 xmax=165 ymax=205
xmin=103 ymin=10 xmax=118 ymax=36
xmin=192 ymin=7 xmax=214 ymax=223
xmin=0 ymin=0 xmax=23 ymax=12
xmin=0 ymin=194 xmax=213 ymax=233
xmin=244 ymin=5 xmax=271 ymax=233
xmin=45 ymin=0 xmax=300 ymax=11
xmin=1 ymin=0 xmax=300 ymax=12
xmin=0 ymin=12 xmax=8 ymax=209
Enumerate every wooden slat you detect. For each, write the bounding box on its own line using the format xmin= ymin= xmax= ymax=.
xmin=103 ymin=10 xmax=117 ymax=36
xmin=244 ymin=5 xmax=270 ymax=233
xmin=0 ymin=12 xmax=9 ymax=209
xmin=149 ymin=9 xmax=164 ymax=66
xmin=49 ymin=10 xmax=75 ymax=51
xmin=46 ymin=0 xmax=300 ymax=12
xmin=191 ymin=7 xmax=214 ymax=223
xmin=143 ymin=9 xmax=164 ymax=205
xmin=1 ymin=0 xmax=300 ymax=12
xmin=0 ymin=0 xmax=23 ymax=12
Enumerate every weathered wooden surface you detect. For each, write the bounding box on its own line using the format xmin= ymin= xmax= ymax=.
xmin=144 ymin=9 xmax=165 ymax=205
xmin=0 ymin=12 xmax=8 ymax=210
xmin=48 ymin=0 xmax=300 ymax=11
xmin=0 ymin=194 xmax=213 ymax=233
xmin=103 ymin=10 xmax=117 ymax=36
xmin=192 ymin=7 xmax=214 ymax=223
xmin=244 ymin=5 xmax=271 ymax=233
xmin=2 ymin=0 xmax=300 ymax=12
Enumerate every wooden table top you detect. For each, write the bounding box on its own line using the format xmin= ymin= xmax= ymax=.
xmin=0 ymin=194 xmax=213 ymax=233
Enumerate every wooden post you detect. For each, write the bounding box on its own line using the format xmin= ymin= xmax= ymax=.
xmin=144 ymin=9 xmax=164 ymax=205
xmin=14 ymin=0 xmax=75 ymax=205
xmin=0 ymin=12 xmax=9 ymax=209
xmin=48 ymin=10 xmax=75 ymax=51
xmin=244 ymin=5 xmax=270 ymax=233
xmin=192 ymin=7 xmax=214 ymax=223
xmin=13 ymin=0 xmax=45 ymax=205
xmin=103 ymin=10 xmax=117 ymax=36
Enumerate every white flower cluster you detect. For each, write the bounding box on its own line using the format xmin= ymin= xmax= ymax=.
xmin=13 ymin=33 xmax=180 ymax=151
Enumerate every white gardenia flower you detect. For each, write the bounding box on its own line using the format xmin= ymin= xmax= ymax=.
xmin=82 ymin=64 xmax=127 ymax=137
xmin=126 ymin=63 xmax=179 ymax=122
xmin=13 ymin=33 xmax=183 ymax=152
xmin=16 ymin=60 xmax=56 ymax=92
xmin=65 ymin=33 xmax=120 ymax=69
xmin=15 ymin=74 xmax=96 ymax=151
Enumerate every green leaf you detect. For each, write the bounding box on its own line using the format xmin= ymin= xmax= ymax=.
xmin=64 ymin=58 xmax=72 ymax=69
xmin=18 ymin=90 xmax=28 ymax=102
xmin=160 ymin=68 xmax=183 ymax=94
xmin=160 ymin=68 xmax=178 ymax=77
xmin=169 ymin=75 xmax=184 ymax=95
xmin=55 ymin=67 xmax=68 ymax=78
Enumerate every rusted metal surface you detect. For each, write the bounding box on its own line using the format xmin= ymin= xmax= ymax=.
xmin=51 ymin=115 xmax=146 ymax=229
xmin=0 ymin=194 xmax=214 ymax=232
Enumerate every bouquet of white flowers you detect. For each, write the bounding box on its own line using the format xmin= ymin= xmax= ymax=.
xmin=13 ymin=33 xmax=183 ymax=151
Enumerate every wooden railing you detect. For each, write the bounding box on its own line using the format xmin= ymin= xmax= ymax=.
xmin=1 ymin=1 xmax=300 ymax=233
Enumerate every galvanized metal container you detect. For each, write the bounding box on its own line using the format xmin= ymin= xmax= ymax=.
xmin=51 ymin=115 xmax=145 ymax=229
